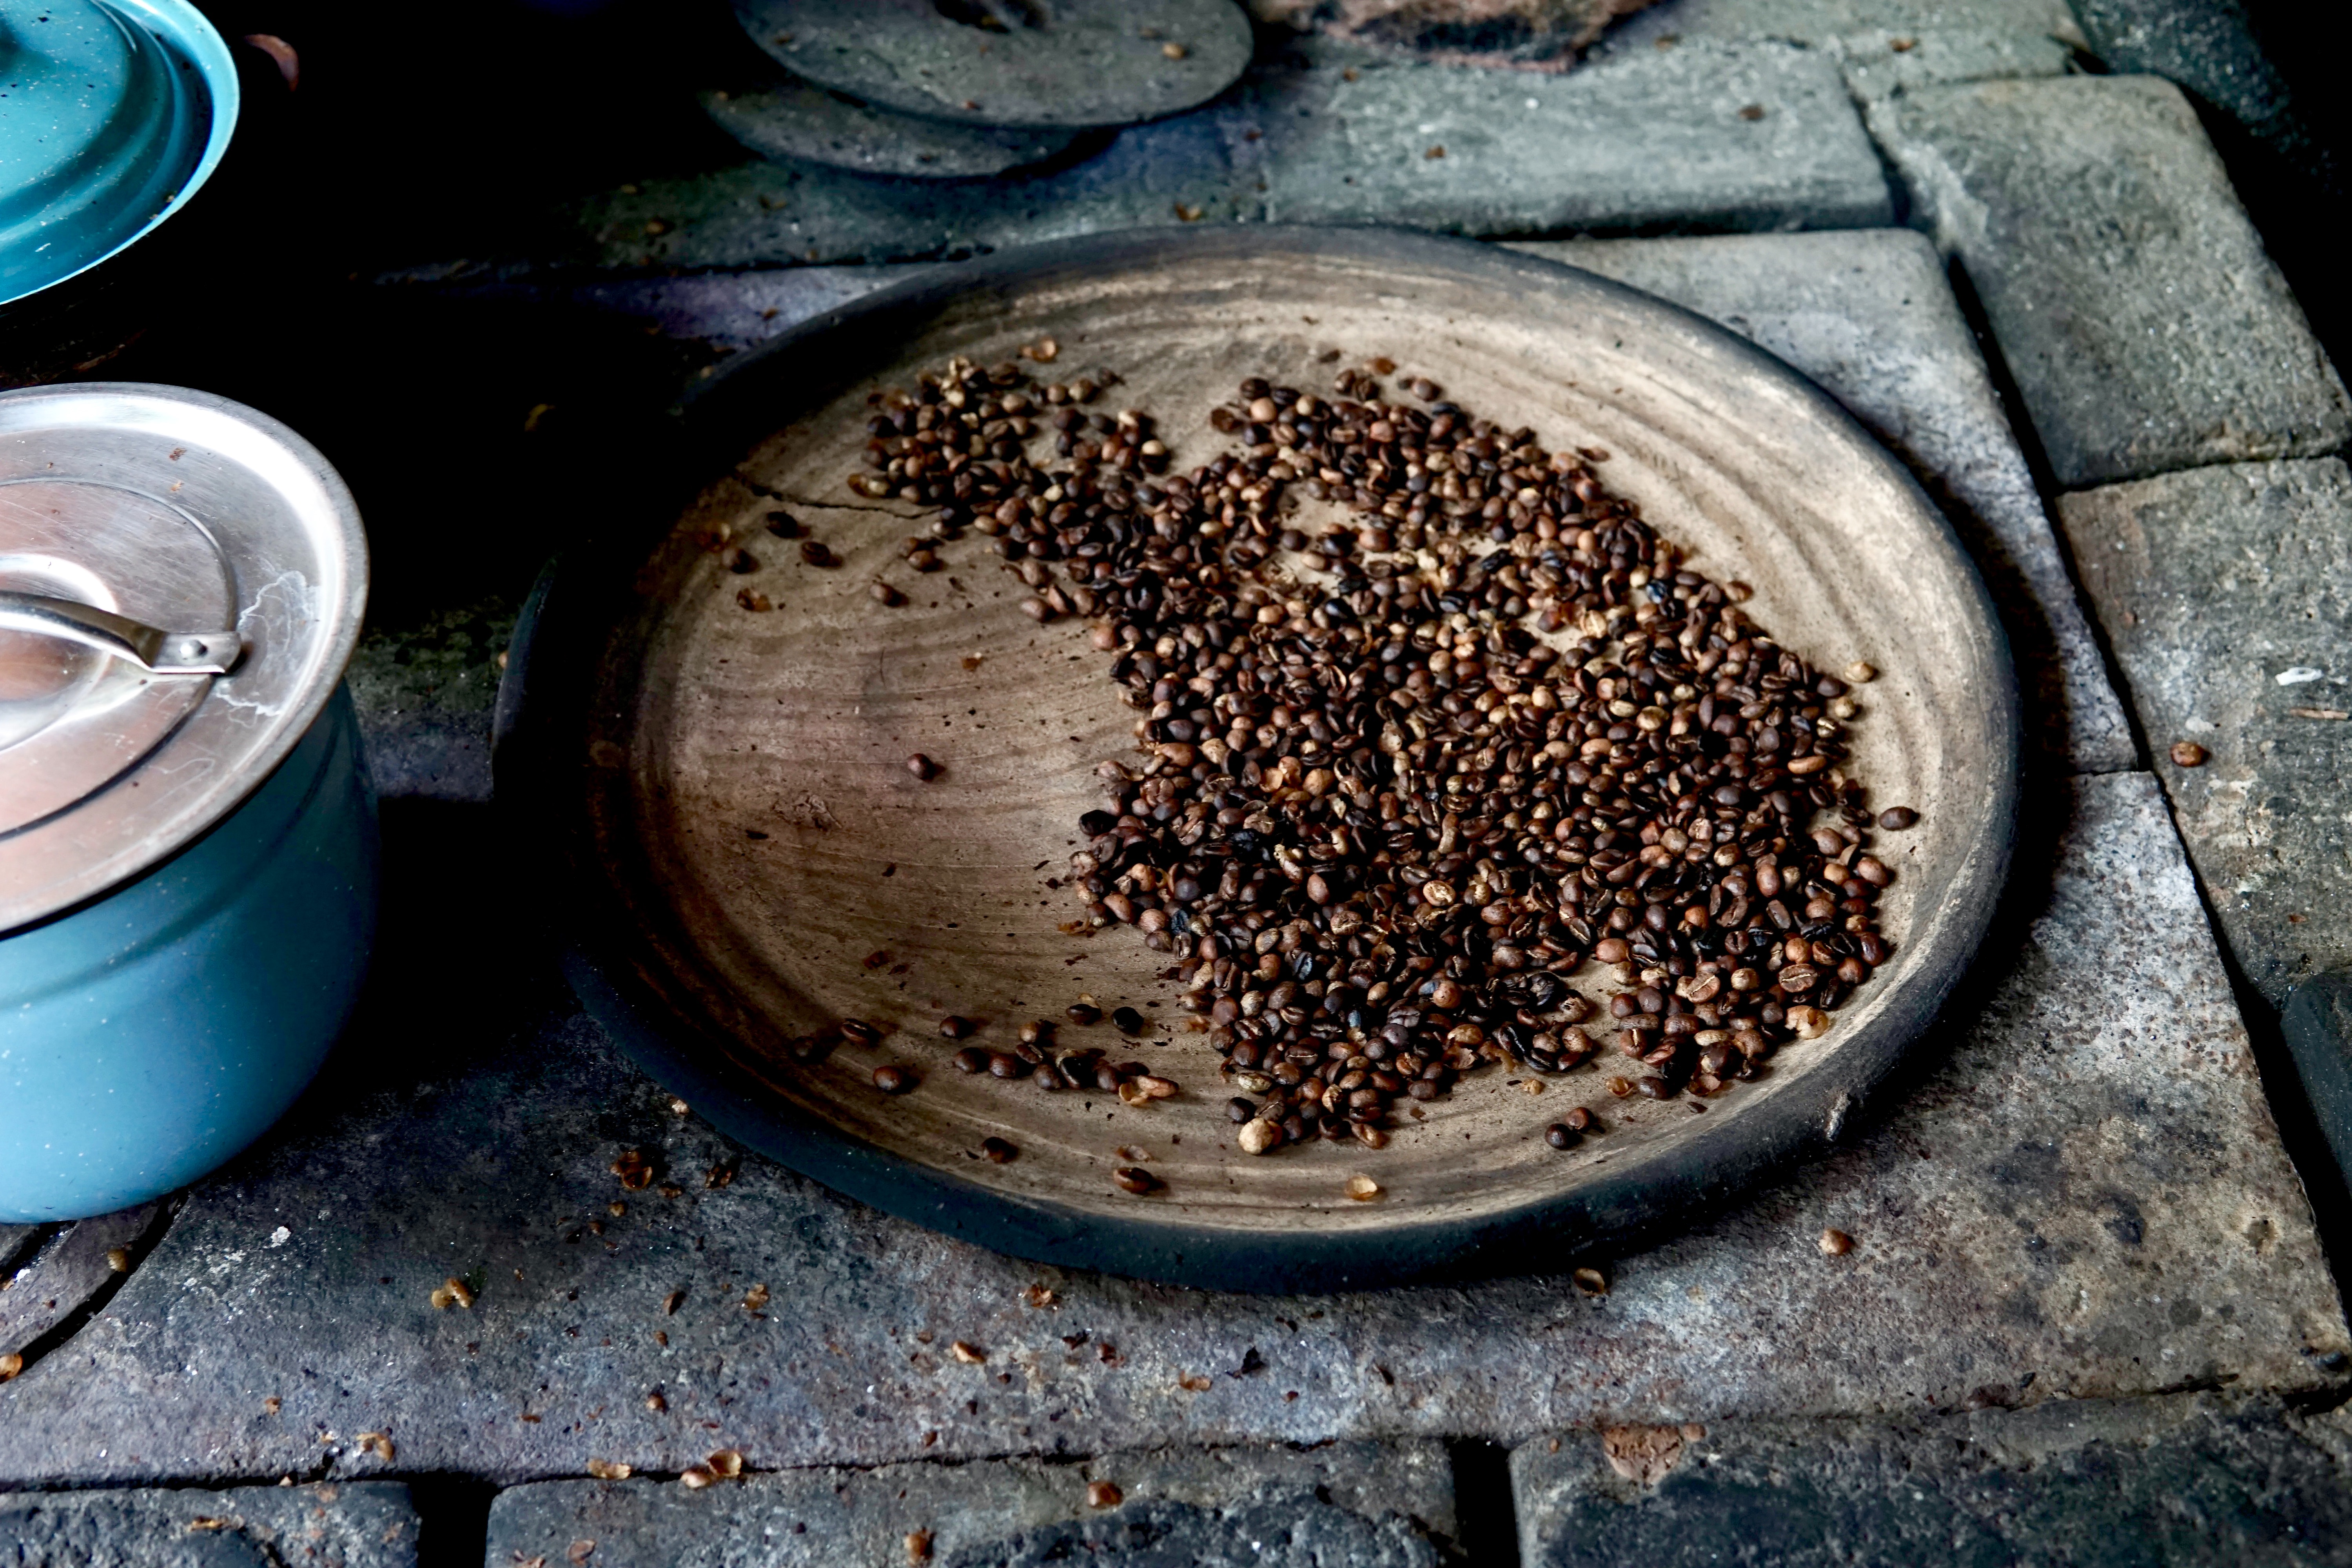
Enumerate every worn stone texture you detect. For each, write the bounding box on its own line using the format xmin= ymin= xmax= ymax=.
xmin=1512 ymin=229 xmax=2132 ymax=771
xmin=0 ymin=1204 xmax=165 ymax=1363
xmin=1596 ymin=0 xmax=2082 ymax=97
xmin=2070 ymin=0 xmax=2300 ymax=149
xmin=2056 ymin=460 xmax=2352 ymax=1005
xmin=344 ymin=598 xmax=516 ymax=803
xmin=1875 ymin=74 xmax=2352 ymax=488
xmin=561 ymin=39 xmax=1889 ymax=274
xmin=1512 ymin=1392 xmax=2352 ymax=1566
xmin=0 ymin=772 xmax=2337 ymax=1487
xmin=0 ymin=1482 xmax=416 ymax=1568
xmin=487 ymin=1439 xmax=1454 ymax=1568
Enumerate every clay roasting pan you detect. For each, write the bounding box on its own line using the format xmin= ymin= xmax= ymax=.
xmin=501 ymin=227 xmax=2019 ymax=1292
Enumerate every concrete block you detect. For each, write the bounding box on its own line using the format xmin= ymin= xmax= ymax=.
xmin=2058 ymin=459 xmax=2352 ymax=1002
xmin=486 ymin=1440 xmax=1453 ymax=1567
xmin=1877 ymin=74 xmax=2351 ymax=486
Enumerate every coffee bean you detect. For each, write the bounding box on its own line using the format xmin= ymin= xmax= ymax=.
xmin=1112 ymin=1006 xmax=1147 ymax=1035
xmin=1544 ymin=1122 xmax=1577 ymax=1149
xmin=907 ymin=754 xmax=941 ymax=781
xmin=981 ymin=1137 xmax=1018 ymax=1163
xmin=871 ymin=1065 xmax=915 ymax=1094
xmin=848 ymin=356 xmax=1914 ymax=1175
xmin=1112 ymin=1165 xmax=1160 ymax=1194
xmin=2170 ymin=740 xmax=2209 ymax=767
xmin=1067 ymin=1002 xmax=1102 ymax=1026
xmin=952 ymin=1047 xmax=987 ymax=1074
xmin=939 ymin=1014 xmax=975 ymax=1038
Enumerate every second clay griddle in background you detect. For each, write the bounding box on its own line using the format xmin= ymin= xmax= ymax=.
xmin=498 ymin=227 xmax=2020 ymax=1292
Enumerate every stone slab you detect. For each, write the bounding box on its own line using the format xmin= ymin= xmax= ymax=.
xmin=1595 ymin=0 xmax=2082 ymax=100
xmin=1875 ymin=74 xmax=2352 ymax=488
xmin=1511 ymin=1391 xmax=2352 ymax=1566
xmin=0 ymin=772 xmax=2338 ymax=1488
xmin=2070 ymin=0 xmax=2298 ymax=148
xmin=2057 ymin=460 xmax=2352 ymax=1004
xmin=486 ymin=1439 xmax=1454 ymax=1568
xmin=1 ymin=1204 xmax=165 ymax=1364
xmin=554 ymin=39 xmax=1889 ymax=274
xmin=1513 ymin=228 xmax=2133 ymax=772
xmin=2284 ymin=977 xmax=2352 ymax=1203
xmin=0 ymin=1482 xmax=416 ymax=1568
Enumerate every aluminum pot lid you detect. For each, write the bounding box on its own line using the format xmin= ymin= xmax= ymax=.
xmin=0 ymin=383 xmax=366 ymax=934
xmin=0 ymin=0 xmax=238 ymax=305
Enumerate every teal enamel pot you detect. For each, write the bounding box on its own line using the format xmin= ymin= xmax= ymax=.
xmin=0 ymin=0 xmax=239 ymax=384
xmin=0 ymin=383 xmax=373 ymax=1222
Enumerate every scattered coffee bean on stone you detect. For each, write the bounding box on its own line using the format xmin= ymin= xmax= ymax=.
xmin=1112 ymin=1005 xmax=1147 ymax=1035
xmin=1111 ymin=1165 xmax=1160 ymax=1194
xmin=1067 ymin=1000 xmax=1103 ymax=1026
xmin=1877 ymin=806 xmax=1918 ymax=830
xmin=907 ymin=753 xmax=941 ymax=781
xmin=1819 ymin=1227 xmax=1853 ymax=1256
xmin=872 ymin=1065 xmax=916 ymax=1094
xmin=939 ymin=1014 xmax=975 ymax=1038
xmin=981 ymin=1136 xmax=1018 ymax=1163
xmin=2170 ymin=740 xmax=2208 ymax=768
xmin=1544 ymin=1122 xmax=1577 ymax=1149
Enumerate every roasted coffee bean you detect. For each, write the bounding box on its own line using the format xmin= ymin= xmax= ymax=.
xmin=1112 ymin=1006 xmax=1147 ymax=1035
xmin=871 ymin=1065 xmax=915 ymax=1094
xmin=800 ymin=539 xmax=836 ymax=567
xmin=981 ymin=1137 xmax=1018 ymax=1163
xmin=939 ymin=1014 xmax=975 ymax=1038
xmin=1544 ymin=1122 xmax=1577 ymax=1149
xmin=1112 ymin=1165 xmax=1161 ymax=1194
xmin=849 ymin=356 xmax=1911 ymax=1165
xmin=951 ymin=1047 xmax=988 ymax=1074
xmin=1067 ymin=1002 xmax=1103 ymax=1026
xmin=907 ymin=753 xmax=941 ymax=781
xmin=987 ymin=1052 xmax=1025 ymax=1079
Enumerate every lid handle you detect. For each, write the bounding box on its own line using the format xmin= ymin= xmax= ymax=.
xmin=0 ymin=591 xmax=241 ymax=676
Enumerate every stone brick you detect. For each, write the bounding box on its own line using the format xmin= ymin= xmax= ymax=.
xmin=486 ymin=1440 xmax=1453 ymax=1568
xmin=1514 ymin=228 xmax=2132 ymax=770
xmin=1595 ymin=0 xmax=2084 ymax=98
xmin=0 ymin=775 xmax=2336 ymax=1487
xmin=556 ymin=40 xmax=1887 ymax=274
xmin=1876 ymin=74 xmax=2352 ymax=487
xmin=1512 ymin=1392 xmax=2352 ymax=1566
xmin=2057 ymin=459 xmax=2352 ymax=1003
xmin=0 ymin=1483 xmax=416 ymax=1568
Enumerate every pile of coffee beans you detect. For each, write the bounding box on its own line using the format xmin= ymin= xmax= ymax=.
xmin=842 ymin=354 xmax=1911 ymax=1156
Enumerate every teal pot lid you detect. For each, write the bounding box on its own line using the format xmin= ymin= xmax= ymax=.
xmin=0 ymin=0 xmax=237 ymax=306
